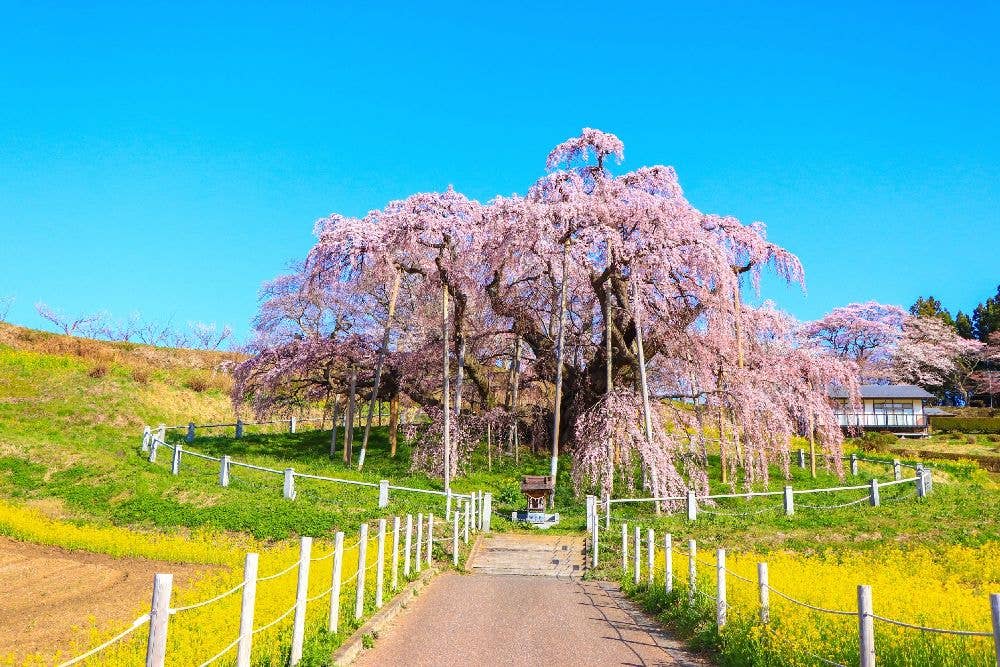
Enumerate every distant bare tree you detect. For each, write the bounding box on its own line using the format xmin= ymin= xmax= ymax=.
xmin=34 ymin=302 xmax=104 ymax=337
xmin=0 ymin=295 xmax=14 ymax=322
xmin=188 ymin=321 xmax=233 ymax=350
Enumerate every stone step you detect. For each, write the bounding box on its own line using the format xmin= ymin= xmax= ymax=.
xmin=469 ymin=534 xmax=586 ymax=579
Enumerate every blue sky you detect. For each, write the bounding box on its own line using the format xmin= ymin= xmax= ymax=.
xmin=1 ymin=1 xmax=997 ymax=342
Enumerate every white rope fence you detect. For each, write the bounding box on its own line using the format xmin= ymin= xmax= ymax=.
xmin=140 ymin=425 xmax=476 ymax=507
xmin=598 ymin=454 xmax=932 ymax=526
xmin=592 ymin=519 xmax=1000 ymax=667
xmin=56 ymin=501 xmax=488 ymax=667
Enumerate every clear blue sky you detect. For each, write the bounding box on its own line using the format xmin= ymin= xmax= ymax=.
xmin=2 ymin=1 xmax=997 ymax=342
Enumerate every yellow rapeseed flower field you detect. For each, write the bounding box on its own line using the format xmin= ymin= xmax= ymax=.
xmin=649 ymin=541 xmax=1000 ymax=666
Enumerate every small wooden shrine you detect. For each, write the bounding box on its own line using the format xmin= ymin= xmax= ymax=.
xmin=512 ymin=474 xmax=559 ymax=527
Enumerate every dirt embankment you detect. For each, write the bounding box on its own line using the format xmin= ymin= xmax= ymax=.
xmin=0 ymin=537 xmax=212 ymax=663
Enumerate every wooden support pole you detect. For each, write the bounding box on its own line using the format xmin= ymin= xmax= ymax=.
xmin=390 ymin=517 xmax=400 ymax=591
xmin=621 ymin=523 xmax=628 ymax=575
xmin=893 ymin=459 xmax=902 ymax=481
xmin=869 ymin=478 xmax=880 ymax=507
xmin=283 ymin=468 xmax=296 ymax=500
xmin=375 ymin=519 xmax=386 ymax=609
xmin=857 ymin=585 xmax=875 ymax=667
xmin=452 ymin=508 xmax=460 ymax=566
xmin=463 ymin=499 xmax=470 ymax=544
xmin=329 ymin=532 xmax=344 ymax=633
xmin=783 ymin=485 xmax=794 ymax=516
xmin=289 ymin=536 xmax=312 ymax=666
xmin=236 ymin=553 xmax=258 ymax=667
xmin=186 ymin=422 xmax=195 ymax=443
xmin=664 ymin=534 xmax=673 ymax=594
xmin=716 ymin=549 xmax=727 ymax=628
xmin=415 ymin=512 xmax=423 ymax=574
xmin=378 ymin=480 xmax=389 ymax=508
xmin=219 ymin=455 xmax=230 ymax=487
xmin=171 ymin=444 xmax=182 ymax=475
xmin=354 ymin=524 xmax=368 ymax=620
xmin=758 ymin=562 xmax=770 ymax=623
xmin=482 ymin=494 xmax=492 ymax=533
xmin=427 ymin=514 xmax=434 ymax=565
xmin=344 ymin=368 xmax=357 ymax=464
xmin=633 ymin=525 xmax=640 ymax=586
xmin=403 ymin=514 xmax=412 ymax=577
xmin=591 ymin=509 xmax=599 ymax=568
xmin=686 ymin=489 xmax=697 ymax=522
xmin=145 ymin=573 xmax=172 ymax=667
xmin=990 ymin=593 xmax=1000 ymax=666
xmin=442 ymin=286 xmax=452 ymax=497
xmin=549 ymin=239 xmax=570 ymax=502
xmin=850 ymin=453 xmax=859 ymax=476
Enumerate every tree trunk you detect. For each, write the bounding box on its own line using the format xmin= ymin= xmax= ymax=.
xmin=550 ymin=240 xmax=570 ymax=506
xmin=344 ymin=368 xmax=357 ymax=464
xmin=330 ymin=393 xmax=342 ymax=457
xmin=633 ymin=283 xmax=661 ymax=514
xmin=442 ymin=285 xmax=452 ymax=492
xmin=358 ymin=273 xmax=401 ymax=470
xmin=389 ymin=395 xmax=399 ymax=457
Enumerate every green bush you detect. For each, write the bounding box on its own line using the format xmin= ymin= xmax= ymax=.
xmin=930 ymin=417 xmax=1000 ymax=434
xmin=858 ymin=431 xmax=897 ymax=452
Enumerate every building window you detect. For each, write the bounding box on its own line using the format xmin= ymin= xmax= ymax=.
xmin=872 ymin=401 xmax=913 ymax=415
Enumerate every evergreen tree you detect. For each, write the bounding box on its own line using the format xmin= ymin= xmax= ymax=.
xmin=955 ymin=311 xmax=975 ymax=339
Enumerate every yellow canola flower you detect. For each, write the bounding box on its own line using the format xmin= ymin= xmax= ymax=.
xmin=650 ymin=541 xmax=1000 ymax=667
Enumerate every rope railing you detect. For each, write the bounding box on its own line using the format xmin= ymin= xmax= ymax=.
xmin=59 ymin=501 xmax=483 ymax=667
xmin=56 ymin=614 xmax=149 ymax=667
xmin=143 ymin=425 xmax=477 ymax=505
xmin=597 ymin=520 xmax=1000 ymax=667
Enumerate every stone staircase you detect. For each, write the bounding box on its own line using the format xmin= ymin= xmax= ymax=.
xmin=468 ymin=533 xmax=586 ymax=578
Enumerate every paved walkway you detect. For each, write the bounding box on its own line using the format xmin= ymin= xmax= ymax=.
xmin=355 ymin=534 xmax=708 ymax=667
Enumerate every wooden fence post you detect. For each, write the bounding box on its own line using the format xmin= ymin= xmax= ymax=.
xmin=621 ymin=523 xmax=629 ymax=575
xmin=797 ymin=448 xmax=805 ymax=468
xmin=446 ymin=490 xmax=452 ymax=521
xmin=236 ymin=553 xmax=258 ymax=667
xmin=235 ymin=419 xmax=243 ymax=439
xmin=375 ymin=519 xmax=387 ymax=609
xmin=716 ymin=549 xmax=727 ymax=628
xmin=686 ymin=489 xmax=697 ymax=522
xmin=354 ymin=524 xmax=368 ymax=620
xmin=688 ymin=539 xmax=697 ymax=605
xmin=758 ymin=562 xmax=769 ymax=623
xmin=141 ymin=426 xmax=151 ymax=452
xmin=391 ymin=517 xmax=400 ymax=591
xmin=404 ymin=515 xmax=412 ymax=577
xmin=591 ymin=508 xmax=599 ymax=568
xmin=586 ymin=495 xmax=595 ymax=535
xmin=427 ymin=514 xmax=434 ymax=565
xmin=145 ymin=573 xmax=172 ymax=667
xmin=463 ymin=499 xmax=470 ymax=543
xmin=329 ymin=532 xmax=344 ymax=633
xmin=924 ymin=468 xmax=933 ymax=494
xmin=664 ymin=534 xmax=673 ymax=594
xmin=415 ymin=512 xmax=423 ymax=574
xmin=893 ymin=459 xmax=901 ymax=481
xmin=452 ymin=509 xmax=460 ymax=566
xmin=148 ymin=437 xmax=158 ymax=463
xmin=483 ymin=493 xmax=492 ymax=533
xmin=869 ymin=479 xmax=880 ymax=507
xmin=171 ymin=444 xmax=182 ymax=476
xmin=783 ymin=485 xmax=794 ymax=516
xmin=283 ymin=468 xmax=296 ymax=500
xmin=470 ymin=492 xmax=477 ymax=532
xmin=604 ymin=494 xmax=611 ymax=530
xmin=290 ymin=416 xmax=297 ymax=433
xmin=646 ymin=528 xmax=654 ymax=586
xmin=289 ymin=536 xmax=312 ymax=665
xmin=916 ymin=465 xmax=926 ymax=498
xmin=850 ymin=453 xmax=859 ymax=476
xmin=633 ymin=525 xmax=640 ymax=586
xmin=219 ymin=455 xmax=230 ymax=487
xmin=378 ymin=480 xmax=389 ymax=508
xmin=186 ymin=422 xmax=195 ymax=443
xmin=990 ymin=593 xmax=1000 ymax=665
xmin=857 ymin=584 xmax=875 ymax=667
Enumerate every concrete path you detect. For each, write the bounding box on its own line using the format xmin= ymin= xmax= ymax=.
xmin=354 ymin=534 xmax=708 ymax=667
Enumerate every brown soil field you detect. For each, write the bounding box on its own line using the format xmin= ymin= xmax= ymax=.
xmin=0 ymin=537 xmax=213 ymax=663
